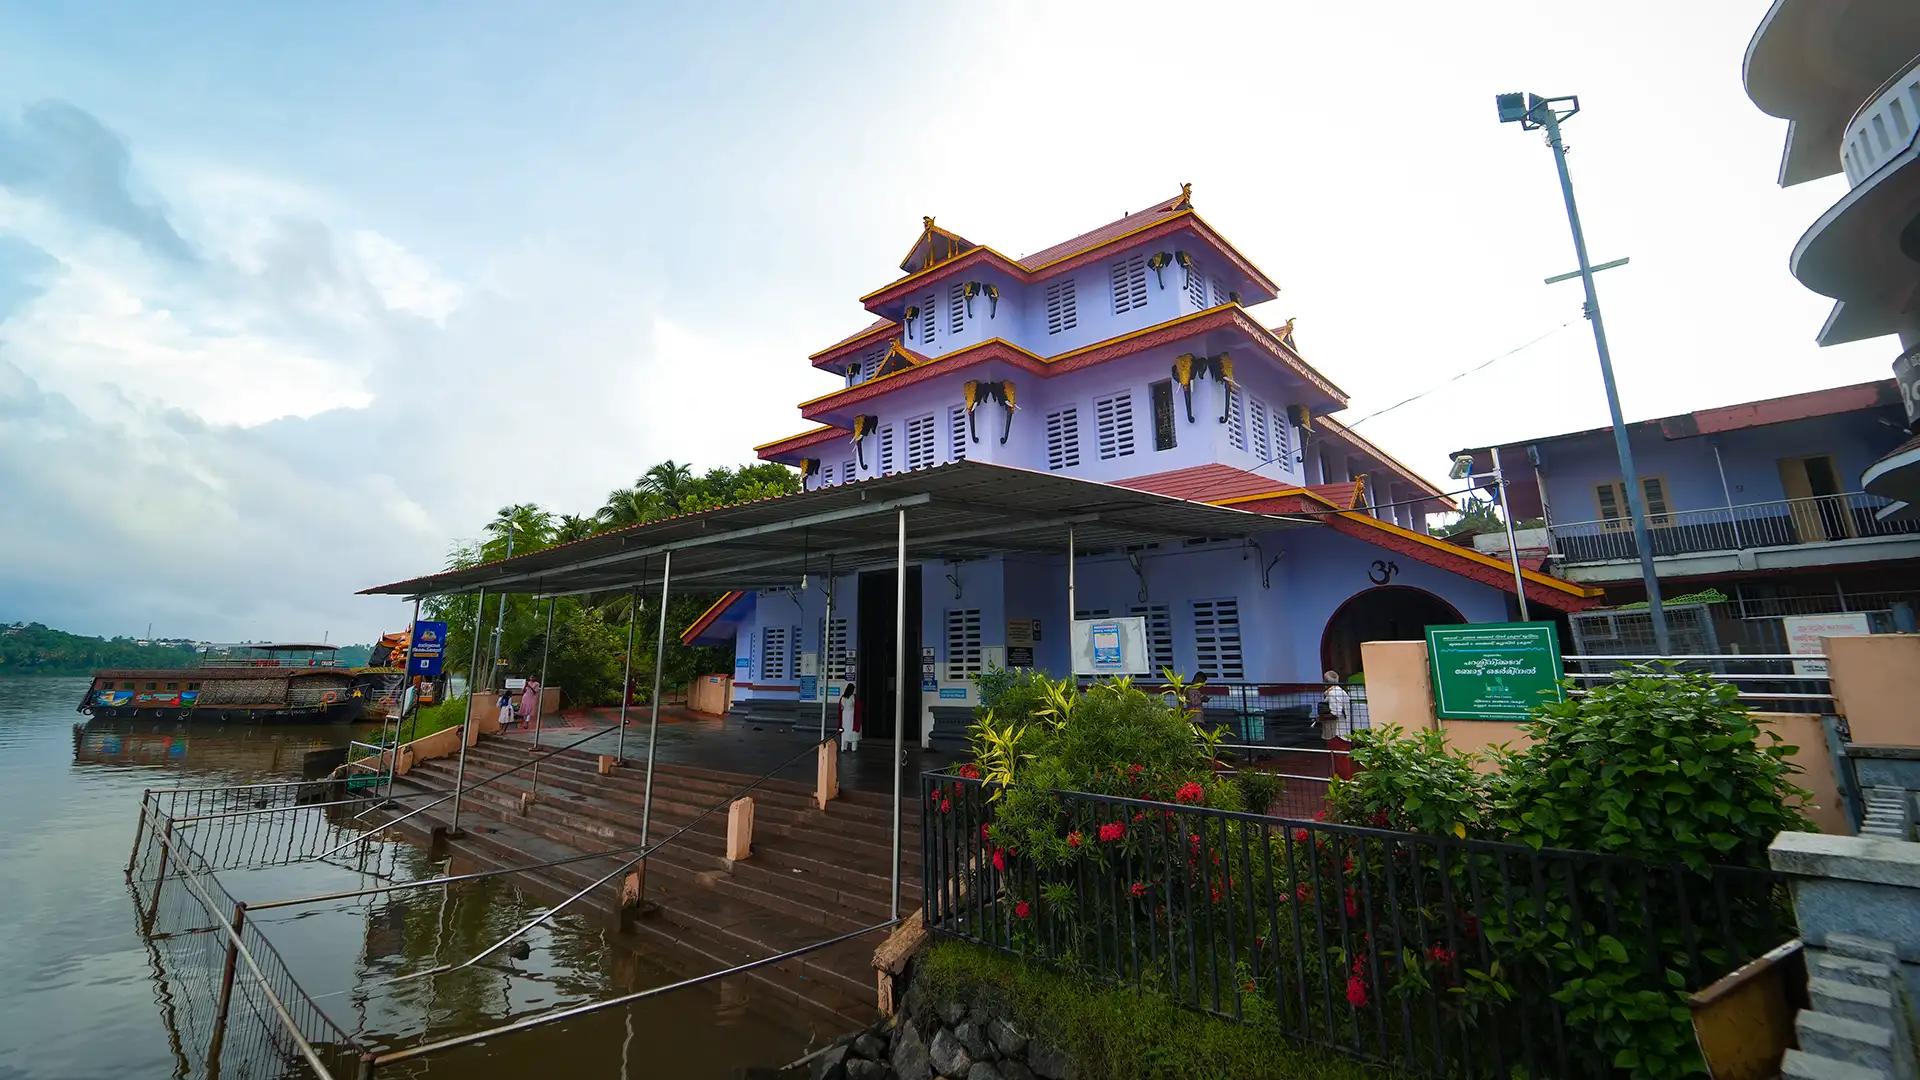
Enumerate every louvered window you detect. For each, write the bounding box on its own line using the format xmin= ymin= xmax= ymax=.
xmin=761 ymin=626 xmax=789 ymax=681
xmin=945 ymin=609 xmax=983 ymax=680
xmin=1248 ymin=398 xmax=1271 ymax=463
xmin=1184 ymin=262 xmax=1208 ymax=309
xmin=949 ymin=405 xmax=969 ymax=462
xmin=818 ymin=464 xmax=834 ymax=488
xmin=1045 ymin=407 xmax=1081 ymax=471
xmin=1045 ymin=278 xmax=1078 ymax=335
xmin=906 ymin=413 xmax=936 ymax=471
xmin=823 ymin=617 xmax=849 ymax=678
xmin=1150 ymin=379 xmax=1177 ymax=451
xmin=1273 ymin=409 xmax=1292 ymax=468
xmin=1093 ymin=391 xmax=1136 ymax=461
xmin=1211 ymin=276 xmax=1231 ymax=306
xmin=859 ymin=346 xmax=884 ymax=383
xmin=1074 ymin=608 xmax=1111 ymax=619
xmin=1109 ymin=254 xmax=1148 ymax=314
xmin=919 ymin=293 xmax=936 ymax=342
xmin=878 ymin=425 xmax=897 ymax=475
xmin=948 ymin=283 xmax=966 ymax=335
xmin=1225 ymin=388 xmax=1246 ymax=452
xmin=1130 ymin=603 xmax=1175 ymax=675
xmin=1190 ymin=598 xmax=1244 ymax=680
xmin=843 ymin=458 xmax=858 ymax=483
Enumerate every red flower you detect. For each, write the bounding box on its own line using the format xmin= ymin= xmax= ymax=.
xmin=1129 ymin=882 xmax=1148 ymax=898
xmin=1255 ymin=935 xmax=1267 ymax=949
xmin=1344 ymin=888 xmax=1360 ymax=918
xmin=1342 ymin=856 xmax=1354 ymax=874
xmin=991 ymin=847 xmax=1008 ymax=873
xmin=1428 ymin=945 xmax=1454 ymax=966
xmin=1188 ymin=832 xmax=1202 ymax=854
xmin=1132 ymin=811 xmax=1147 ymax=824
xmin=1369 ymin=808 xmax=1390 ymax=827
xmin=1175 ymin=781 xmax=1206 ymax=804
xmin=939 ymin=798 xmax=952 ymax=814
xmin=1014 ymin=900 xmax=1031 ymax=919
xmin=1291 ymin=828 xmax=1310 ymax=844
xmin=957 ymin=762 xmax=981 ymax=780
xmin=1210 ymin=886 xmax=1222 ymax=904
xmin=980 ymin=823 xmax=992 ymax=841
xmin=1243 ymin=979 xmax=1256 ymax=992
xmin=1346 ymin=974 xmax=1369 ymax=1008
xmin=1127 ymin=763 xmax=1144 ymax=780
xmin=1294 ymin=883 xmax=1313 ymax=903
xmin=1462 ymin=913 xmax=1481 ymax=939
xmin=1312 ymin=809 xmax=1328 ymax=822
xmin=1066 ymin=830 xmax=1084 ymax=849
xmin=1097 ymin=821 xmax=1126 ymax=843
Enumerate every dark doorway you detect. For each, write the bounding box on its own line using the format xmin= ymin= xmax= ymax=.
xmin=857 ymin=566 xmax=923 ymax=742
xmin=1319 ymin=586 xmax=1465 ymax=680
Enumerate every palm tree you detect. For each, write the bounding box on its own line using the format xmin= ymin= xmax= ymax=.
xmin=597 ymin=486 xmax=662 ymax=531
xmin=638 ymin=460 xmax=697 ymax=512
xmin=483 ymin=503 xmax=555 ymax=561
xmin=554 ymin=514 xmax=598 ymax=543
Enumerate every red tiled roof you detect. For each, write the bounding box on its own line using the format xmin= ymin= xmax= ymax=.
xmin=1116 ymin=463 xmax=1290 ymax=502
xmin=809 ymin=317 xmax=897 ymax=362
xmin=1667 ymin=379 xmax=1903 ymax=437
xmin=1317 ymin=415 xmax=1455 ymax=507
xmin=1017 ymin=192 xmax=1190 ymax=270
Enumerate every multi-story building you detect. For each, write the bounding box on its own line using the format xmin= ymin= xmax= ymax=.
xmin=1744 ymin=1 xmax=1920 ymax=517
xmin=686 ymin=188 xmax=1605 ymax=741
xmin=1452 ymin=379 xmax=1920 ymax=645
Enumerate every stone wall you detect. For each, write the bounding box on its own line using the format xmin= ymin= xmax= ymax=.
xmin=806 ymin=972 xmax=1071 ymax=1080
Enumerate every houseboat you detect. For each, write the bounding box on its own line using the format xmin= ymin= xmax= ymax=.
xmin=79 ymin=642 xmax=400 ymax=723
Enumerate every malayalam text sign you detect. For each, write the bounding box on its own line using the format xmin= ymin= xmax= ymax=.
xmin=1427 ymin=622 xmax=1564 ymax=721
xmin=1782 ymin=613 xmax=1871 ymax=676
xmin=408 ymin=620 xmax=448 ymax=677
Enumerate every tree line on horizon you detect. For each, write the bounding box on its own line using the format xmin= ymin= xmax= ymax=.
xmin=425 ymin=460 xmax=799 ymax=706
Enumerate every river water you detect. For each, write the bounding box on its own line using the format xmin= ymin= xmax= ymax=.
xmin=0 ymin=676 xmax=814 ymax=1079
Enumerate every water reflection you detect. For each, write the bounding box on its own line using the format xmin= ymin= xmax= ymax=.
xmin=0 ymin=678 xmax=815 ymax=1079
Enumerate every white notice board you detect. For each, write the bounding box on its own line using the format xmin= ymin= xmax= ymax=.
xmin=1782 ymin=612 xmax=1871 ymax=676
xmin=1070 ymin=616 xmax=1150 ymax=676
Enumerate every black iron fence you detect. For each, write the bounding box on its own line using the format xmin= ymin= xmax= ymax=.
xmin=920 ymin=772 xmax=1792 ymax=1078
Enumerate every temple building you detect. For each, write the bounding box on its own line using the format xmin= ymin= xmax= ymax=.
xmin=685 ymin=187 xmax=1603 ymax=743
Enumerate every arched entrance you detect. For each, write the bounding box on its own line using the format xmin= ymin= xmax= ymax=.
xmin=1320 ymin=586 xmax=1465 ymax=680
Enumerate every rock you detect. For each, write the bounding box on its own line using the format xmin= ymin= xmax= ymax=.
xmin=847 ymin=1060 xmax=895 ymax=1080
xmin=812 ymin=1044 xmax=850 ymax=1080
xmin=954 ymin=1020 xmax=992 ymax=1062
xmin=1027 ymin=1041 xmax=1069 ymax=1080
xmin=965 ymin=1063 xmax=1004 ymax=1080
xmin=891 ymin=1021 xmax=932 ymax=1080
xmin=987 ymin=1018 xmax=1027 ymax=1058
xmin=998 ymin=1063 xmax=1035 ymax=1080
xmin=939 ymin=1000 xmax=969 ymax=1026
xmin=855 ymin=1033 xmax=888 ymax=1060
xmin=928 ymin=1027 xmax=973 ymax=1077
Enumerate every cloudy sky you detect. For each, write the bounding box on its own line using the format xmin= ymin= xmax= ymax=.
xmin=0 ymin=2 xmax=1891 ymax=642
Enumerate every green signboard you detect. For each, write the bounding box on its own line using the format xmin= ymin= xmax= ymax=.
xmin=1426 ymin=621 xmax=1565 ymax=721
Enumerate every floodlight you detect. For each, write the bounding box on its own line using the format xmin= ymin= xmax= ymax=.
xmin=1495 ymin=93 xmax=1529 ymax=124
xmin=1449 ymin=453 xmax=1477 ymax=481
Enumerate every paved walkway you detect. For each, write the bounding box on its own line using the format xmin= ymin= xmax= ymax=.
xmin=500 ymin=705 xmax=961 ymax=795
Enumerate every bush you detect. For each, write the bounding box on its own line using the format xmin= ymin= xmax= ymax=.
xmin=916 ymin=940 xmax=1388 ymax=1080
xmin=1326 ymin=725 xmax=1488 ymax=837
xmin=1232 ymin=768 xmax=1285 ymax=815
xmin=1488 ymin=664 xmax=1813 ymax=870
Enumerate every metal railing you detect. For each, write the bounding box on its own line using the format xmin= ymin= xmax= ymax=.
xmin=1565 ymin=653 xmax=1835 ymax=714
xmin=921 ymin=772 xmax=1791 ymax=1077
xmin=1549 ymin=491 xmax=1918 ymax=563
xmin=1181 ymin=683 xmax=1370 ymax=744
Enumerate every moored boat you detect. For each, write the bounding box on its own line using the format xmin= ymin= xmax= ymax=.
xmin=80 ymin=642 xmax=402 ymax=723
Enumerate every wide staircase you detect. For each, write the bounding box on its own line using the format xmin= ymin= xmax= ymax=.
xmin=381 ymin=735 xmax=923 ymax=1031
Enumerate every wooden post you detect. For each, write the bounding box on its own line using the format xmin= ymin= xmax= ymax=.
xmin=126 ymin=791 xmax=151 ymax=876
xmin=141 ymin=818 xmax=175 ymax=932
xmin=725 ymin=797 xmax=755 ymax=863
xmin=206 ymin=902 xmax=248 ymax=1074
xmin=619 ymin=868 xmax=646 ymax=931
xmin=598 ymin=754 xmax=616 ymax=776
xmin=815 ymin=739 xmax=839 ymax=810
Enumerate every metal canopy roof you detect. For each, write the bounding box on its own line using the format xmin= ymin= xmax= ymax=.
xmin=362 ymin=460 xmax=1314 ymax=599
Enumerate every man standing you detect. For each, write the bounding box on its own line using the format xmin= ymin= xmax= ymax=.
xmin=1321 ymin=669 xmax=1355 ymax=780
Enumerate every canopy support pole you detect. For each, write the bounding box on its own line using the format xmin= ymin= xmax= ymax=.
xmin=449 ymin=586 xmax=486 ymax=836
xmin=530 ymin=597 xmax=556 ymax=801
xmin=1066 ymin=523 xmax=1077 ymax=647
xmin=640 ymin=549 xmax=673 ymax=856
xmin=819 ymin=555 xmax=835 ymax=741
xmin=891 ymin=509 xmax=907 ymax=920
xmin=616 ymin=586 xmax=637 ymax=764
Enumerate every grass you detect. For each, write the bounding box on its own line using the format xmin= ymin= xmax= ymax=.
xmin=915 ymin=940 xmax=1397 ymax=1080
xmin=348 ymin=697 xmax=470 ymax=765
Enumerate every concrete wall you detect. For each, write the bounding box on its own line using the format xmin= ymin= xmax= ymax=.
xmin=1827 ymin=634 xmax=1920 ymax=746
xmin=1757 ymin=711 xmax=1851 ymax=835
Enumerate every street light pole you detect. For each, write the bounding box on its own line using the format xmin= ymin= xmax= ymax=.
xmin=1499 ymin=92 xmax=1669 ymax=653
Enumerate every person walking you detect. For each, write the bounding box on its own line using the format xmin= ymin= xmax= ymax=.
xmin=520 ymin=677 xmax=542 ymax=729
xmin=1320 ymin=669 xmax=1355 ymax=780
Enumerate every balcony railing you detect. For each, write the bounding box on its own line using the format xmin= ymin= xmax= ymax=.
xmin=1550 ymin=491 xmax=1920 ymax=563
xmin=1841 ymin=52 xmax=1920 ymax=186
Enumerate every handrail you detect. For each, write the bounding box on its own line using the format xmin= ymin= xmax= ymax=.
xmin=369 ymin=915 xmax=898 ymax=1067
xmin=378 ymin=728 xmax=842 ymax=986
xmin=314 ymin=721 xmax=623 ymax=860
xmin=1549 ymin=491 xmax=1890 ymax=531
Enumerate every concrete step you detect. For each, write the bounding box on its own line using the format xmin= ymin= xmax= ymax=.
xmin=1782 ymin=1048 xmax=1892 ymax=1080
xmin=1797 ymin=1011 xmax=1902 ymax=1076
xmin=1811 ymin=978 xmax=1899 ymax=1028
